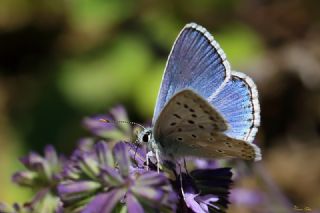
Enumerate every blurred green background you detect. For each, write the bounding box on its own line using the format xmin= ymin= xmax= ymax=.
xmin=0 ymin=0 xmax=319 ymax=212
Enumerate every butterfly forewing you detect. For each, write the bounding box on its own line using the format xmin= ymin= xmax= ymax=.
xmin=153 ymin=89 xmax=261 ymax=161
xmin=153 ymin=23 xmax=231 ymax=124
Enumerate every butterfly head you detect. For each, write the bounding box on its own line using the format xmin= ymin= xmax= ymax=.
xmin=137 ymin=128 xmax=153 ymax=144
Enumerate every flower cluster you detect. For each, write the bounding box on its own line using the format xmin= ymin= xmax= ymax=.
xmin=0 ymin=145 xmax=64 ymax=213
xmin=0 ymin=106 xmax=233 ymax=213
xmin=59 ymin=141 xmax=177 ymax=212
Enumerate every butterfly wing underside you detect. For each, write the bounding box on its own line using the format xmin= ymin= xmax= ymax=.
xmin=153 ymin=89 xmax=261 ymax=161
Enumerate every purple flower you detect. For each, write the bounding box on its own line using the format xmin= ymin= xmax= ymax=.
xmin=1 ymin=105 xmax=237 ymax=213
xmin=180 ymin=168 xmax=233 ymax=213
xmin=13 ymin=145 xmax=64 ymax=187
xmin=82 ymin=105 xmax=133 ymax=141
xmin=8 ymin=145 xmax=64 ymax=212
xmin=58 ymin=141 xmax=177 ymax=212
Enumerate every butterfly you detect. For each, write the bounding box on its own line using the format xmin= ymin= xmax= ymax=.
xmin=138 ymin=23 xmax=261 ymax=163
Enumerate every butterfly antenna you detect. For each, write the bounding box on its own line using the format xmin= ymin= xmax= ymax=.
xmin=99 ymin=118 xmax=143 ymax=164
xmin=178 ymin=162 xmax=186 ymax=200
xmin=133 ymin=141 xmax=139 ymax=163
xmin=99 ymin=118 xmax=145 ymax=130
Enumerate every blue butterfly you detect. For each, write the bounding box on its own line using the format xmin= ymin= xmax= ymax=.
xmin=138 ymin=23 xmax=261 ymax=162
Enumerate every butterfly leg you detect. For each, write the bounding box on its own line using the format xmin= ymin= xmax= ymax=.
xmin=178 ymin=162 xmax=186 ymax=200
xmin=145 ymin=150 xmax=161 ymax=172
xmin=146 ymin=151 xmax=154 ymax=171
xmin=155 ymin=149 xmax=160 ymax=173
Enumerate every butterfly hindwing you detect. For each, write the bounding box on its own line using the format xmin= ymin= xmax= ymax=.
xmin=153 ymin=23 xmax=231 ymax=124
xmin=153 ymin=89 xmax=261 ymax=161
xmin=210 ymin=71 xmax=260 ymax=143
xmin=163 ymin=131 xmax=261 ymax=161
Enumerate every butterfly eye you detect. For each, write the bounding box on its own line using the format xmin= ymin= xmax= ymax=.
xmin=142 ymin=132 xmax=151 ymax=143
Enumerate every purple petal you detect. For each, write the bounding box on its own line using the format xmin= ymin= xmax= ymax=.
xmin=197 ymin=194 xmax=219 ymax=203
xmin=77 ymin=138 xmax=95 ymax=152
xmin=12 ymin=171 xmax=37 ymax=186
xmin=44 ymin=145 xmax=58 ymax=167
xmin=131 ymin=186 xmax=164 ymax=202
xmin=126 ymin=143 xmax=146 ymax=168
xmin=20 ymin=152 xmax=43 ymax=169
xmin=110 ymin=105 xmax=128 ymax=124
xmin=70 ymin=148 xmax=82 ymax=162
xmin=20 ymin=152 xmax=53 ymax=180
xmin=131 ymin=171 xmax=177 ymax=209
xmin=126 ymin=193 xmax=144 ymax=213
xmin=82 ymin=189 xmax=126 ymax=213
xmin=78 ymin=152 xmax=99 ymax=179
xmin=32 ymin=161 xmax=52 ymax=180
xmin=63 ymin=162 xmax=81 ymax=180
xmin=135 ymin=171 xmax=168 ymax=187
xmin=184 ymin=193 xmax=207 ymax=213
xmin=195 ymin=194 xmax=219 ymax=212
xmin=82 ymin=114 xmax=116 ymax=136
xmin=181 ymin=174 xmax=219 ymax=212
xmin=99 ymin=166 xmax=124 ymax=186
xmin=58 ymin=181 xmax=101 ymax=201
xmin=95 ymin=141 xmax=114 ymax=168
xmin=113 ymin=142 xmax=130 ymax=176
xmin=129 ymin=167 xmax=146 ymax=175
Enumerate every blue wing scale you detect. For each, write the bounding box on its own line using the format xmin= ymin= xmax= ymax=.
xmin=210 ymin=71 xmax=260 ymax=142
xmin=153 ymin=23 xmax=231 ymax=124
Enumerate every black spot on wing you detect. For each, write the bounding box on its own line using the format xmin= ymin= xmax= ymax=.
xmin=177 ymin=137 xmax=183 ymax=141
xmin=173 ymin=114 xmax=181 ymax=119
xmin=188 ymin=120 xmax=195 ymax=124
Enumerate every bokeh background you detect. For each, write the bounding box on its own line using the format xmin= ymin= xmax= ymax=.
xmin=0 ymin=0 xmax=319 ymax=212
